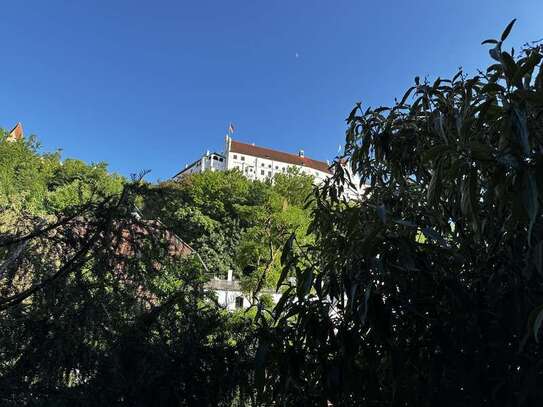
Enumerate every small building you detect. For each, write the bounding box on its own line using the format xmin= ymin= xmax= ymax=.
xmin=205 ymin=270 xmax=282 ymax=311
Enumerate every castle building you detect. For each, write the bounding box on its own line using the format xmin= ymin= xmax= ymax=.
xmin=175 ymin=135 xmax=332 ymax=181
xmin=173 ymin=135 xmax=364 ymax=200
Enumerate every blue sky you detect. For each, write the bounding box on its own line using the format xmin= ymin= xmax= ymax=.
xmin=1 ymin=1 xmax=541 ymax=180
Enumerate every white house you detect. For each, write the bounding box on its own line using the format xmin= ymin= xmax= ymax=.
xmin=205 ymin=270 xmax=282 ymax=311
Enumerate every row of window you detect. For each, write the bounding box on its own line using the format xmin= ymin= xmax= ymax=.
xmin=232 ymin=155 xmax=290 ymax=172
xmin=230 ymin=154 xmax=325 ymax=178
xmin=234 ymin=163 xmax=323 ymax=177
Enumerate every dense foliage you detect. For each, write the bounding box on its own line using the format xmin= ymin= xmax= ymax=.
xmin=0 ymin=131 xmax=123 ymax=215
xmin=0 ymin=185 xmax=255 ymax=406
xmin=142 ymin=168 xmax=314 ymax=294
xmin=0 ymin=133 xmax=314 ymax=405
xmin=2 ymin=20 xmax=542 ymax=407
xmin=258 ymin=21 xmax=543 ymax=406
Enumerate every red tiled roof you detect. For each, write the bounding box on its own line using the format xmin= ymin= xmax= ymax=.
xmin=230 ymin=140 xmax=331 ymax=174
xmin=7 ymin=122 xmax=24 ymax=141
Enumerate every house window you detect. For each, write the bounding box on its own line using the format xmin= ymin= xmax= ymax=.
xmin=233 ymin=154 xmax=237 ymax=159
xmin=268 ymin=164 xmax=272 ymax=168
xmin=212 ymin=156 xmax=218 ymax=160
xmin=275 ymin=166 xmax=279 ymax=170
xmin=261 ymin=170 xmax=265 ymax=175
xmin=241 ymin=156 xmax=245 ymax=161
xmin=235 ymin=296 xmax=244 ymax=309
xmin=219 ymin=158 xmax=223 ymax=162
xmin=268 ymin=171 xmax=272 ymax=177
xmin=261 ymin=163 xmax=264 ymax=167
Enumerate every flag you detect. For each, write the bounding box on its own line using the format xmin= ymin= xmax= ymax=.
xmin=228 ymin=123 xmax=235 ymax=135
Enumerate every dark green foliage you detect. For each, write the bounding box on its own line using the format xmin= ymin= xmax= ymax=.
xmin=261 ymin=23 xmax=543 ymax=406
xmin=0 ymin=182 xmax=256 ymax=406
xmin=0 ymin=134 xmax=314 ymax=405
xmin=4 ymin=20 xmax=541 ymax=407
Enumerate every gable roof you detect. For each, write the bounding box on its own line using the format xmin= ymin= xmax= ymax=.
xmin=7 ymin=122 xmax=24 ymax=141
xmin=229 ymin=139 xmax=331 ymax=174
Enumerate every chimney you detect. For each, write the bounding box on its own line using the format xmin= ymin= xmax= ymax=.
xmin=227 ymin=269 xmax=233 ymax=281
xmin=298 ymin=149 xmax=304 ymax=157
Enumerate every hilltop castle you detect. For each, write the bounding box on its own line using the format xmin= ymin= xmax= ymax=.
xmin=174 ymin=135 xmax=363 ymax=200
xmin=174 ymin=135 xmax=332 ymax=182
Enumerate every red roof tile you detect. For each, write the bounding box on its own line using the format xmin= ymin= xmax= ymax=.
xmin=230 ymin=140 xmax=331 ymax=174
xmin=7 ymin=122 xmax=24 ymax=141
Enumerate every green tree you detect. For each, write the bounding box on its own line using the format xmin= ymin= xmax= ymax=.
xmin=0 ymin=131 xmax=123 ymax=216
xmin=142 ymin=169 xmax=314 ymax=292
xmin=0 ymin=182 xmax=256 ymax=406
xmin=261 ymin=22 xmax=543 ymax=406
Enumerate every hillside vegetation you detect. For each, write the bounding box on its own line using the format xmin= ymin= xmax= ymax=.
xmin=0 ymin=130 xmax=314 ymax=405
xmin=1 ymin=20 xmax=543 ymax=407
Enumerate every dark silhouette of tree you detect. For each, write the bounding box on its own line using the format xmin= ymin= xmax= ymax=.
xmin=260 ymin=21 xmax=543 ymax=406
xmin=0 ymin=182 xmax=256 ymax=406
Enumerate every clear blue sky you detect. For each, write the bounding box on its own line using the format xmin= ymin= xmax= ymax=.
xmin=1 ymin=1 xmax=541 ymax=180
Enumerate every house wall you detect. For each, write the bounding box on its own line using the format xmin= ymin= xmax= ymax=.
xmin=213 ymin=288 xmax=252 ymax=311
xmin=206 ymin=277 xmax=282 ymax=311
xmin=174 ymin=152 xmax=226 ymax=179
xmin=224 ymin=148 xmax=331 ymax=183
